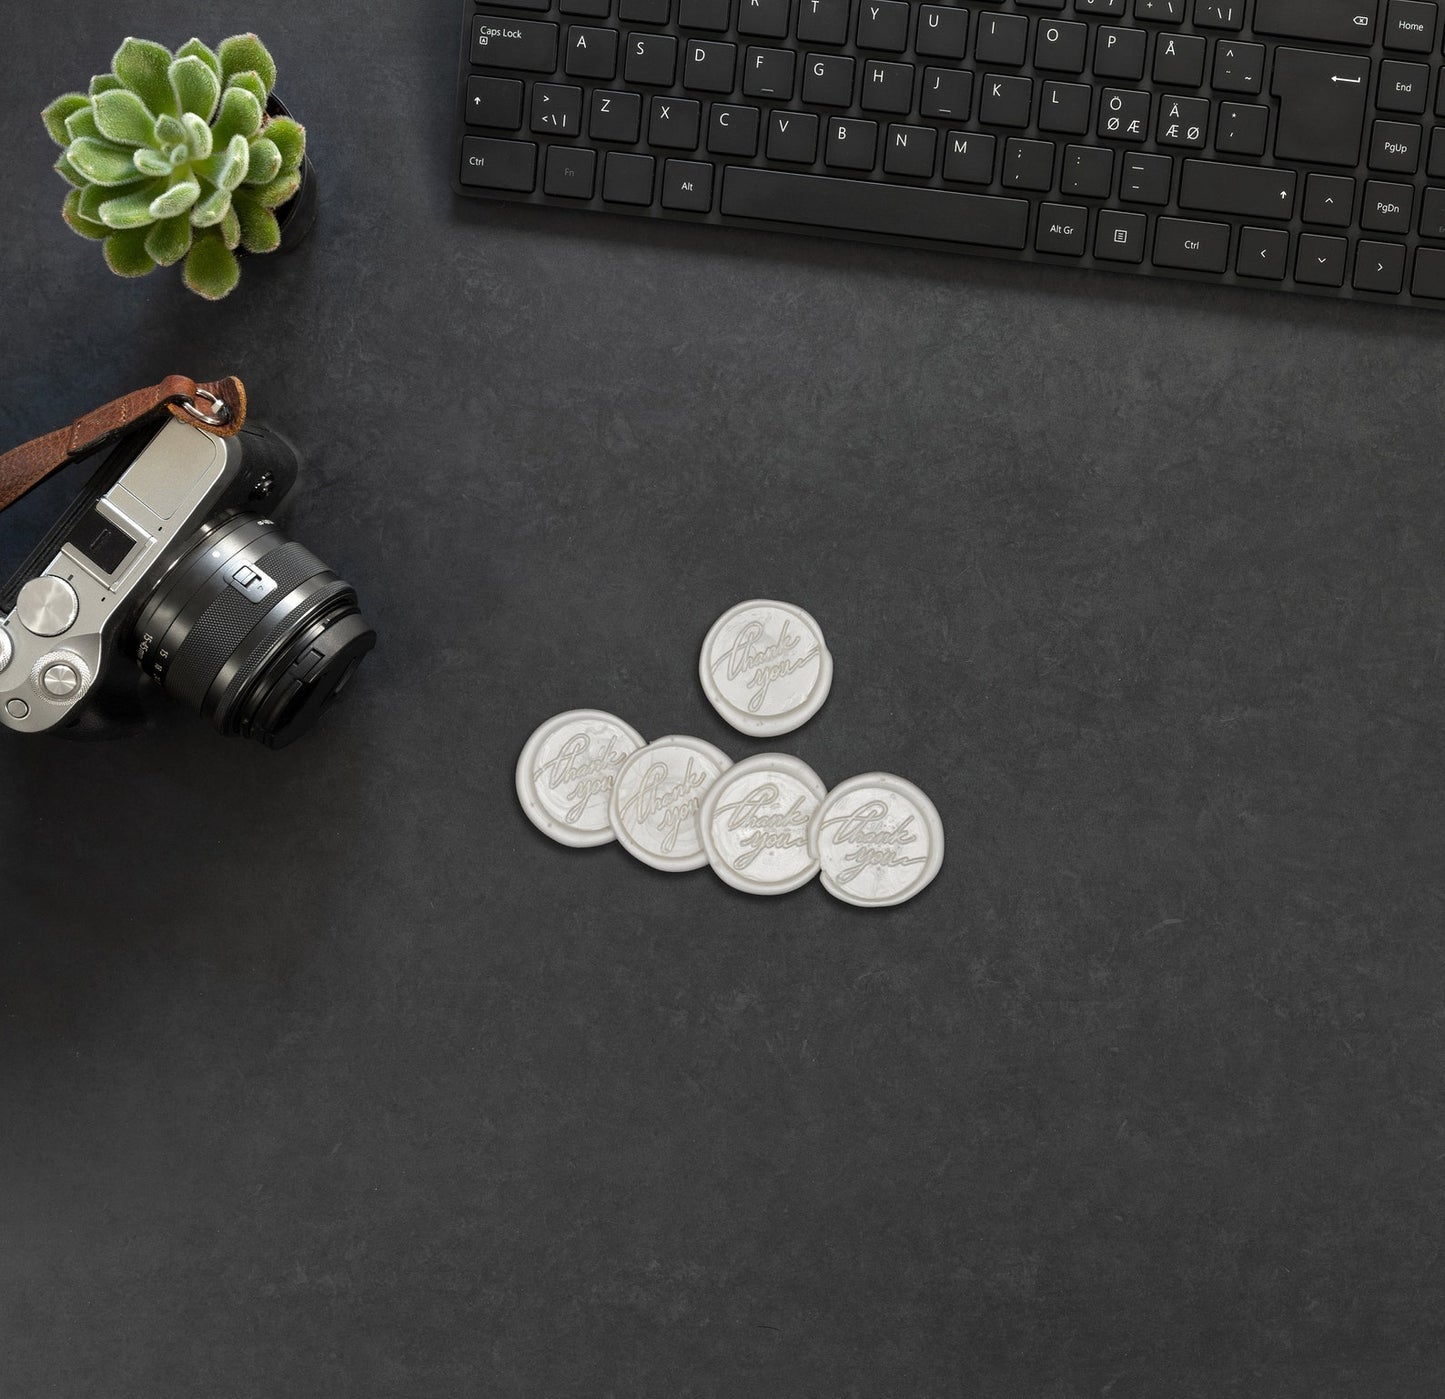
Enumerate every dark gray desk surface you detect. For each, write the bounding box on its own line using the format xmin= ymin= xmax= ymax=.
xmin=3 ymin=4 xmax=1443 ymax=1396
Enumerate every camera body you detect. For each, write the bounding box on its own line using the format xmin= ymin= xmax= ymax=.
xmin=0 ymin=416 xmax=374 ymax=747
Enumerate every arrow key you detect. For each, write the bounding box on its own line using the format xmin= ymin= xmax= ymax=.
xmin=1303 ymin=172 xmax=1356 ymax=226
xmin=1296 ymin=231 xmax=1349 ymax=286
xmin=1353 ymin=239 xmax=1406 ymax=293
xmin=1237 ymin=225 xmax=1290 ymax=280
xmin=466 ymin=76 xmax=524 ymax=131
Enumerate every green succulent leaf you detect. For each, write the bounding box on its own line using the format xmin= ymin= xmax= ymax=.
xmin=228 ymin=71 xmax=269 ymax=108
xmin=220 ymin=206 xmax=242 ymax=251
xmin=211 ymin=86 xmax=263 ymax=144
xmin=104 ymin=227 xmax=158 ymax=278
xmin=170 ymin=55 xmax=221 ymax=121
xmin=42 ymin=93 xmax=89 ymax=146
xmin=234 ymin=191 xmax=281 ymax=254
xmin=93 ymin=88 xmax=157 ymax=147
xmin=145 ymin=214 xmax=194 ymax=266
xmin=64 ymin=107 xmax=102 ymax=143
xmin=265 ymin=116 xmax=306 ymax=172
xmin=112 ymin=38 xmax=178 ymax=118
xmin=89 ymin=73 xmax=123 ymax=97
xmin=176 ymin=38 xmax=221 ymax=79
xmin=133 ymin=148 xmax=173 ymax=177
xmin=219 ymin=34 xmax=276 ymax=95
xmin=53 ymin=153 xmax=87 ymax=189
xmin=181 ymin=111 xmax=214 ymax=160
xmin=80 ymin=180 xmax=141 ymax=223
xmin=68 ymin=136 xmax=143 ymax=187
xmin=246 ymin=137 xmax=282 ymax=186
xmin=183 ymin=231 xmax=241 ymax=299
xmin=98 ymin=183 xmax=166 ymax=229
xmin=248 ymin=171 xmax=301 ymax=209
xmin=190 ymin=185 xmax=233 ymax=228
xmin=62 ymin=189 xmax=110 ymax=240
xmin=150 ymin=176 xmax=202 ymax=220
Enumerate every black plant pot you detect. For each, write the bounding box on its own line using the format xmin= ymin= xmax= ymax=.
xmin=266 ymin=93 xmax=317 ymax=254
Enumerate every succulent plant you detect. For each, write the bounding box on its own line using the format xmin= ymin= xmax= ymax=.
xmin=42 ymin=34 xmax=307 ymax=300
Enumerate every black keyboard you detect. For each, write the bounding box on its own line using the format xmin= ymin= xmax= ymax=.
xmin=453 ymin=0 xmax=1445 ymax=309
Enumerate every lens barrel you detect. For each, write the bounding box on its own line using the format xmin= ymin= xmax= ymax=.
xmin=130 ymin=513 xmax=375 ymax=748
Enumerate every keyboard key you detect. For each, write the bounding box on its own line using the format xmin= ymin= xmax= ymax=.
xmin=720 ymin=167 xmax=1032 ymax=246
xmin=621 ymin=0 xmax=670 ymax=20
xmin=1370 ymin=119 xmax=1422 ymax=172
xmin=566 ymin=26 xmax=619 ymax=78
xmin=975 ymin=12 xmax=1029 ymax=64
xmin=826 ymin=116 xmax=879 ymax=170
xmin=590 ymin=89 xmax=643 ymax=141
xmin=917 ymin=7 xmax=970 ymax=59
xmin=1036 ymin=202 xmax=1089 ymax=254
xmin=1156 ymin=94 xmax=1210 ymax=146
xmin=544 ymin=144 xmax=597 ymax=196
xmin=744 ymin=47 xmax=795 ymax=98
xmin=1003 ymin=137 xmax=1056 ymax=189
xmin=460 ymin=136 xmax=537 ymax=190
xmin=1099 ymin=88 xmax=1150 ymax=139
xmin=1179 ymin=159 xmax=1296 ymax=218
xmin=1255 ymin=0 xmax=1378 ymax=45
xmin=685 ymin=38 xmax=738 ymax=91
xmin=472 ymin=15 xmax=559 ymax=71
xmin=708 ymin=102 xmax=761 ymax=154
xmin=803 ymin=53 xmax=855 ymax=105
xmin=1383 ymin=0 xmax=1438 ymax=52
xmin=661 ymin=158 xmax=714 ymax=208
xmin=796 ymin=0 xmax=849 ymax=44
xmin=465 ymin=76 xmax=523 ymax=129
xmin=1094 ymin=208 xmax=1148 ymax=261
xmin=1040 ymin=81 xmax=1093 ymax=132
xmin=602 ymin=150 xmax=655 ymax=201
xmin=1428 ymin=127 xmax=1445 ymax=177
xmin=1211 ymin=40 xmax=1264 ymax=93
xmin=1420 ymin=185 xmax=1445 ymax=237
xmin=767 ymin=109 xmax=819 ymax=160
xmin=1303 ymin=173 xmax=1356 ymax=224
xmin=883 ymin=123 xmax=938 ymax=176
xmin=1378 ymin=60 xmax=1430 ymax=113
xmin=1411 ymin=245 xmax=1445 ymax=295
xmin=857 ymin=0 xmax=911 ymax=50
xmin=1360 ymin=179 xmax=1413 ymax=231
xmin=1153 ymin=33 xmax=1206 ymax=86
xmin=860 ymin=60 xmax=916 ymax=113
xmin=1035 ymin=20 xmax=1089 ymax=72
xmin=680 ymin=0 xmax=731 ymax=28
xmin=648 ymin=94 xmax=702 ymax=146
xmin=1271 ymin=48 xmax=1370 ymax=167
xmin=921 ymin=68 xmax=974 ymax=120
xmin=1296 ymin=232 xmax=1349 ymax=285
xmin=1120 ymin=150 xmax=1173 ymax=202
xmin=942 ymin=130 xmax=997 ymax=182
xmin=982 ymin=74 xmax=1035 ymax=126
xmin=626 ymin=32 xmax=679 ymax=84
xmin=1194 ymin=2 xmax=1244 ymax=31
xmin=1215 ymin=101 xmax=1268 ymax=155
xmin=1135 ymin=0 xmax=1185 ymax=19
xmin=532 ymin=84 xmax=584 ymax=136
xmin=737 ymin=0 xmax=790 ymax=36
xmin=1354 ymin=239 xmax=1406 ymax=291
xmin=1237 ymin=225 xmax=1290 ymax=278
xmin=1062 ymin=143 xmax=1114 ymax=195
xmin=1095 ymin=27 xmax=1148 ymax=80
xmin=561 ymin=0 xmax=611 ymax=15
xmin=1153 ymin=215 xmax=1229 ymax=270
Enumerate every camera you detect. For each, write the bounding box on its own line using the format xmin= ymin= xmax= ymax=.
xmin=0 ymin=413 xmax=375 ymax=748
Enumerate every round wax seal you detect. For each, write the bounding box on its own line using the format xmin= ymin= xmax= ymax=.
xmin=700 ymin=753 xmax=828 ymax=896
xmin=699 ymin=599 xmax=833 ymax=737
xmin=610 ymin=735 xmax=733 ymax=872
xmin=809 ymin=773 xmax=944 ymax=908
xmin=516 ymin=710 xmax=646 ymax=847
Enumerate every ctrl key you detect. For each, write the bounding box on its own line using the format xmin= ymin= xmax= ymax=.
xmin=460 ymin=136 xmax=537 ymax=191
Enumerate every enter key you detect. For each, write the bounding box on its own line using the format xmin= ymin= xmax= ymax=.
xmin=1272 ymin=48 xmax=1371 ymax=167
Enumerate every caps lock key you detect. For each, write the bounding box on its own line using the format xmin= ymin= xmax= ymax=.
xmin=472 ymin=14 xmax=559 ymax=71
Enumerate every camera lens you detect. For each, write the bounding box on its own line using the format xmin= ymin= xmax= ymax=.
xmin=130 ymin=513 xmax=376 ymax=748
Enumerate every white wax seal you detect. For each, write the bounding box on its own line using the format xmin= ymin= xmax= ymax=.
xmin=516 ymin=709 xmax=646 ymax=847
xmin=610 ymin=735 xmax=733 ymax=872
xmin=699 ymin=599 xmax=833 ymax=737
xmin=700 ymin=753 xmax=829 ymax=896
xmin=809 ymin=773 xmax=944 ymax=908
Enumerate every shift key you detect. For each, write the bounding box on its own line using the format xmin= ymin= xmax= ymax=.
xmin=1180 ymin=160 xmax=1297 ymax=219
xmin=472 ymin=15 xmax=559 ymax=71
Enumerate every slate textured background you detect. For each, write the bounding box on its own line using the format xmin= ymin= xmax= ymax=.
xmin=2 ymin=3 xmax=1443 ymax=1396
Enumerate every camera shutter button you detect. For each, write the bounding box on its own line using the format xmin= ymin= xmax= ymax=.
xmin=41 ymin=661 xmax=82 ymax=698
xmin=16 ymin=576 xmax=79 ymax=637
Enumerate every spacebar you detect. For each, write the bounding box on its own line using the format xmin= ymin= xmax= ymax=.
xmin=721 ymin=168 xmax=1030 ymax=250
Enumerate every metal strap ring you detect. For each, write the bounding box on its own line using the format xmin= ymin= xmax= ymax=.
xmin=178 ymin=389 xmax=232 ymax=428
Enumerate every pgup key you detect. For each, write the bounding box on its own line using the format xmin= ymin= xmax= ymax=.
xmin=1272 ymin=48 xmax=1372 ymax=167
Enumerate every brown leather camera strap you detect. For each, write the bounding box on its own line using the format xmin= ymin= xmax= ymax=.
xmin=0 ymin=374 xmax=247 ymax=515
